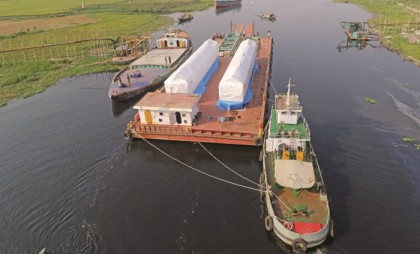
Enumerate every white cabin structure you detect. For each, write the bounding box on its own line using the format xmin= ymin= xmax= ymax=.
xmin=264 ymin=79 xmax=310 ymax=153
xmin=133 ymin=92 xmax=200 ymax=126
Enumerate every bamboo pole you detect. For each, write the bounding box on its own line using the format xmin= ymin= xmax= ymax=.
xmin=54 ymin=37 xmax=59 ymax=59
xmin=20 ymin=42 xmax=26 ymax=61
xmin=73 ymin=35 xmax=76 ymax=59
xmin=9 ymin=40 xmax=15 ymax=66
xmin=66 ymin=36 xmax=69 ymax=59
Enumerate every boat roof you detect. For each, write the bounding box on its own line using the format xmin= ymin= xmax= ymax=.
xmin=134 ymin=92 xmax=200 ymax=110
xmin=274 ymin=160 xmax=315 ymax=189
xmin=130 ymin=48 xmax=186 ymax=67
xmin=163 ymin=29 xmax=189 ymax=39
xmin=275 ymin=93 xmax=302 ymax=111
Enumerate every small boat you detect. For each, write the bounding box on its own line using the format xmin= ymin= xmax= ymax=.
xmin=340 ymin=21 xmax=371 ymax=41
xmin=261 ymin=79 xmax=332 ymax=253
xmin=108 ymin=28 xmax=192 ymax=100
xmin=214 ymin=0 xmax=241 ymax=8
xmin=178 ymin=13 xmax=193 ymax=23
xmin=260 ymin=12 xmax=276 ymax=21
xmin=215 ymin=3 xmax=241 ymax=15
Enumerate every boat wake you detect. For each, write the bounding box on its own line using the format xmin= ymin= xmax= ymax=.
xmin=58 ymin=219 xmax=97 ymax=254
xmin=385 ymin=91 xmax=420 ymax=127
xmin=378 ymin=75 xmax=420 ymax=126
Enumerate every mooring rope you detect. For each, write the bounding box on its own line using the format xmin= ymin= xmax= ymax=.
xmin=134 ymin=132 xmax=293 ymax=212
xmin=268 ymin=78 xmax=278 ymax=94
xmin=190 ymin=132 xmax=267 ymax=190
xmin=136 ymin=133 xmax=264 ymax=193
xmin=189 ymin=127 xmax=293 ymax=212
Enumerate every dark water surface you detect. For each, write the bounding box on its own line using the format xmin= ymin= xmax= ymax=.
xmin=1 ymin=0 xmax=420 ymax=253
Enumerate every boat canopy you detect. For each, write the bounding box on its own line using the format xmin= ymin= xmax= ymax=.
xmin=218 ymin=39 xmax=258 ymax=109
xmin=274 ymin=160 xmax=315 ymax=189
xmin=164 ymin=39 xmax=219 ymax=94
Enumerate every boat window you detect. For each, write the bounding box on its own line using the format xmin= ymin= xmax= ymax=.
xmin=159 ymin=119 xmax=162 ymax=122
xmin=182 ymin=113 xmax=186 ymax=117
xmin=159 ymin=112 xmax=163 ymax=116
xmin=184 ymin=120 xmax=187 ymax=123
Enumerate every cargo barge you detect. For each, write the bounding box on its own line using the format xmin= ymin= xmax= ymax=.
xmin=125 ymin=24 xmax=272 ymax=146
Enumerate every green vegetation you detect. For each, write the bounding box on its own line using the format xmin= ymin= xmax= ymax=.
xmin=402 ymin=137 xmax=415 ymax=142
xmin=363 ymin=97 xmax=376 ymax=104
xmin=0 ymin=0 xmax=212 ymax=107
xmin=0 ymin=0 xmax=212 ymax=16
xmin=336 ymin=0 xmax=420 ymax=65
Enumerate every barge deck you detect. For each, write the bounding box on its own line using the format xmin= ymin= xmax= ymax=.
xmin=126 ymin=25 xmax=273 ymax=146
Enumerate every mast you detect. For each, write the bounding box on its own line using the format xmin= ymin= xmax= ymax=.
xmin=286 ymin=78 xmax=294 ymax=108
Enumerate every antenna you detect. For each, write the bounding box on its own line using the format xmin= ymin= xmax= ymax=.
xmin=285 ymin=78 xmax=295 ymax=106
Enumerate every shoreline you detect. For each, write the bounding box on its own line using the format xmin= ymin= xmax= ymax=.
xmin=0 ymin=0 xmax=213 ymax=108
xmin=336 ymin=0 xmax=420 ymax=67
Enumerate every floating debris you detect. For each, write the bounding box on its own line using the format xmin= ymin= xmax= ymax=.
xmin=364 ymin=97 xmax=376 ymax=104
xmin=414 ymin=144 xmax=420 ymax=150
xmin=260 ymin=12 xmax=276 ymax=21
xmin=402 ymin=137 xmax=415 ymax=142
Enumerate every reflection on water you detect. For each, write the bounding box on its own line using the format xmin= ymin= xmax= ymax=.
xmin=111 ymin=97 xmax=138 ymax=118
xmin=336 ymin=39 xmax=382 ymax=53
xmin=215 ymin=3 xmax=242 ymax=15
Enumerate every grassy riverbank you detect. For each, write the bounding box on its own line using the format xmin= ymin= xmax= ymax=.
xmin=336 ymin=0 xmax=420 ymax=66
xmin=0 ymin=0 xmax=212 ymax=107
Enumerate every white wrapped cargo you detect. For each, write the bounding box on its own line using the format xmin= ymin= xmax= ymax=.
xmin=218 ymin=39 xmax=257 ymax=102
xmin=164 ymin=39 xmax=219 ymax=94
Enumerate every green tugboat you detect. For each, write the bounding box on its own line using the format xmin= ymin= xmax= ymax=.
xmin=261 ymin=79 xmax=333 ymax=253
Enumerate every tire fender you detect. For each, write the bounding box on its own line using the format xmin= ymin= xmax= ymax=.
xmin=264 ymin=215 xmax=273 ymax=231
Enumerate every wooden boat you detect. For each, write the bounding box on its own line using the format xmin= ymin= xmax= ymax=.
xmin=214 ymin=0 xmax=241 ymax=8
xmin=178 ymin=13 xmax=193 ymax=22
xmin=340 ymin=21 xmax=370 ymax=41
xmin=108 ymin=28 xmax=192 ymax=100
xmin=124 ymin=24 xmax=273 ymax=146
xmin=260 ymin=12 xmax=276 ymax=21
xmin=261 ymin=79 xmax=333 ymax=252
xmin=215 ymin=3 xmax=242 ymax=15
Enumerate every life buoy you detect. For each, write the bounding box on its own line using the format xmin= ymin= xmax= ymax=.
xmin=185 ymin=127 xmax=191 ymax=134
xmin=264 ymin=215 xmax=273 ymax=231
xmin=255 ymin=138 xmax=263 ymax=146
xmin=292 ymin=238 xmax=307 ymax=253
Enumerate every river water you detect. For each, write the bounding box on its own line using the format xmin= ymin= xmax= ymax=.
xmin=1 ymin=0 xmax=419 ymax=253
